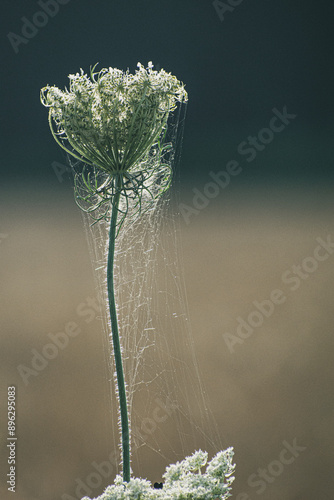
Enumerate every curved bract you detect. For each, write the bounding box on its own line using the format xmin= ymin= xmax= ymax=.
xmin=41 ymin=62 xmax=187 ymax=226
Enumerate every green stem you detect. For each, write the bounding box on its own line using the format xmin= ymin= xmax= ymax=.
xmin=107 ymin=174 xmax=130 ymax=482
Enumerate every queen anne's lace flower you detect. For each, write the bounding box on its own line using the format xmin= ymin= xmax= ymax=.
xmin=81 ymin=449 xmax=235 ymax=500
xmin=41 ymin=62 xmax=187 ymax=174
xmin=41 ymin=62 xmax=187 ymax=226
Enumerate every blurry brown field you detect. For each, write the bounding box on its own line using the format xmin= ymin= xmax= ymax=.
xmin=1 ymin=183 xmax=334 ymax=500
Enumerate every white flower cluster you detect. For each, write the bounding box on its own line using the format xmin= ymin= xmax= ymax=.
xmin=82 ymin=449 xmax=235 ymax=500
xmin=40 ymin=62 xmax=188 ymax=175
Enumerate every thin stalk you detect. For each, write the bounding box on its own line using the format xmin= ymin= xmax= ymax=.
xmin=107 ymin=174 xmax=130 ymax=482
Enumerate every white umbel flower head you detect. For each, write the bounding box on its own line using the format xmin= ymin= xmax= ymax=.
xmin=81 ymin=448 xmax=235 ymax=500
xmin=41 ymin=62 xmax=187 ymax=226
xmin=41 ymin=62 xmax=187 ymax=175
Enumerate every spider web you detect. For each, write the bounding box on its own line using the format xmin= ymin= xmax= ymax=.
xmin=69 ymin=103 xmax=226 ymax=482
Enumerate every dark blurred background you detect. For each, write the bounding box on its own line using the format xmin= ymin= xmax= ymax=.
xmin=1 ymin=1 xmax=334 ymax=499
xmin=1 ymin=0 xmax=334 ymax=187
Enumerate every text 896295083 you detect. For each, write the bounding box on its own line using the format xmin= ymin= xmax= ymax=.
xmin=7 ymin=386 xmax=17 ymax=493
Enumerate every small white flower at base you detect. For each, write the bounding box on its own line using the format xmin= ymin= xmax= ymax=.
xmin=81 ymin=448 xmax=235 ymax=500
